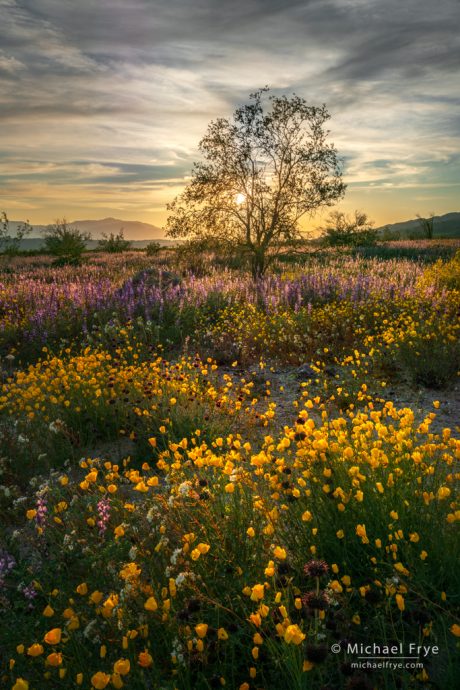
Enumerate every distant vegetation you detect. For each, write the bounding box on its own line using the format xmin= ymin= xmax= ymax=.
xmin=97 ymin=230 xmax=132 ymax=253
xmin=43 ymin=219 xmax=91 ymax=265
xmin=167 ymin=88 xmax=345 ymax=277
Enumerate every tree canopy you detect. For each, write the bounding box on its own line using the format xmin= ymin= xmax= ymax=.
xmin=166 ymin=88 xmax=346 ymax=277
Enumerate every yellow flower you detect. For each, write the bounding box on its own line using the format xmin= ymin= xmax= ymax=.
xmin=284 ymin=624 xmax=306 ymax=645
xmin=395 ymin=594 xmax=405 ymax=612
xmin=355 ymin=524 xmax=368 ymax=543
xmin=113 ymin=659 xmax=130 ymax=676
xmin=27 ymin=643 xmax=44 ymax=657
xmin=437 ymin=486 xmax=451 ymax=500
xmin=249 ymin=612 xmax=261 ymax=627
xmin=91 ymin=672 xmax=111 ymax=689
xmin=450 ymin=624 xmax=460 ymax=637
xmin=264 ymin=560 xmax=275 ymax=577
xmin=246 ymin=527 xmax=255 ymax=538
xmin=90 ymin=590 xmax=103 ymax=604
xmin=225 ymin=482 xmax=235 ymax=493
xmin=144 ymin=596 xmax=158 ymax=612
xmin=26 ymin=509 xmax=37 ymax=520
xmin=217 ymin=628 xmax=228 ymax=640
xmin=330 ymin=580 xmax=343 ymax=593
xmin=250 ymin=584 xmax=265 ymax=601
xmin=43 ymin=604 xmax=54 ymax=617
xmin=46 ymin=652 xmax=63 ymax=666
xmin=44 ymin=628 xmax=62 ymax=645
xmin=273 ymin=546 xmax=287 ymax=560
xmin=138 ymin=651 xmax=153 ymax=667
xmin=195 ymin=623 xmax=208 ymax=638
xmin=12 ymin=679 xmax=29 ymax=690
xmin=76 ymin=583 xmax=88 ymax=595
xmin=114 ymin=525 xmax=125 ymax=539
xmin=111 ymin=674 xmax=123 ymax=690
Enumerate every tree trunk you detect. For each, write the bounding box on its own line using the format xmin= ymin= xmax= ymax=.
xmin=251 ymin=248 xmax=266 ymax=280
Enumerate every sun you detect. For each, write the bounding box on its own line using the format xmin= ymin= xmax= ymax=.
xmin=235 ymin=193 xmax=246 ymax=205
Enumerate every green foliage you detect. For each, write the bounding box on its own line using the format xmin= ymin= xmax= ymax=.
xmin=167 ymin=88 xmax=345 ymax=278
xmin=145 ymin=240 xmax=162 ymax=256
xmin=0 ymin=211 xmax=32 ymax=256
xmin=43 ymin=220 xmax=90 ymax=265
xmin=320 ymin=210 xmax=377 ymax=247
xmin=97 ymin=230 xmax=132 ymax=253
xmin=417 ymin=250 xmax=460 ymax=290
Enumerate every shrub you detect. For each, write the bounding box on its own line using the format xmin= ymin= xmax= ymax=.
xmin=0 ymin=211 xmax=32 ymax=256
xmin=320 ymin=210 xmax=377 ymax=248
xmin=417 ymin=251 xmax=460 ymax=291
xmin=145 ymin=241 xmax=161 ymax=256
xmin=98 ymin=230 xmax=132 ymax=253
xmin=43 ymin=220 xmax=90 ymax=265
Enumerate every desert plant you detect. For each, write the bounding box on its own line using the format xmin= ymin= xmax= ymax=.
xmin=167 ymin=88 xmax=345 ymax=278
xmin=43 ymin=220 xmax=90 ymax=265
xmin=320 ymin=210 xmax=377 ymax=247
xmin=0 ymin=211 xmax=32 ymax=256
xmin=145 ymin=240 xmax=161 ymax=256
xmin=416 ymin=212 xmax=435 ymax=239
xmin=97 ymin=230 xmax=132 ymax=253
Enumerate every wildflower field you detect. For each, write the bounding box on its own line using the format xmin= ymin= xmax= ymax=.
xmin=1 ymin=244 xmax=459 ymax=690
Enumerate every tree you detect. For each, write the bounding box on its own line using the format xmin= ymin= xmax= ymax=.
xmin=145 ymin=241 xmax=162 ymax=256
xmin=97 ymin=230 xmax=132 ymax=253
xmin=416 ymin=213 xmax=435 ymax=240
xmin=320 ymin=210 xmax=377 ymax=247
xmin=166 ymin=88 xmax=346 ymax=278
xmin=43 ymin=220 xmax=90 ymax=265
xmin=0 ymin=211 xmax=32 ymax=256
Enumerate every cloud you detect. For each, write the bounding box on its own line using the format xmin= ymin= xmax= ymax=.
xmin=0 ymin=0 xmax=458 ymax=225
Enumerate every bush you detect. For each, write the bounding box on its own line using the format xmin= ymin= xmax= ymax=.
xmin=417 ymin=251 xmax=460 ymax=291
xmin=43 ymin=220 xmax=90 ymax=265
xmin=320 ymin=210 xmax=377 ymax=247
xmin=98 ymin=230 xmax=132 ymax=253
xmin=145 ymin=241 xmax=161 ymax=256
xmin=0 ymin=211 xmax=32 ymax=256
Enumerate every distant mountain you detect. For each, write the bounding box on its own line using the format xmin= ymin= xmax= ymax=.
xmin=376 ymin=212 xmax=460 ymax=238
xmin=6 ymin=217 xmax=165 ymax=240
xmin=70 ymin=217 xmax=164 ymax=240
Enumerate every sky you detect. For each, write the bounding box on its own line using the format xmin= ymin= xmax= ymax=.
xmin=0 ymin=0 xmax=459 ymax=233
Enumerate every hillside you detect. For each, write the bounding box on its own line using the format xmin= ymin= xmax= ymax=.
xmin=6 ymin=217 xmax=165 ymax=241
xmin=376 ymin=212 xmax=460 ymax=238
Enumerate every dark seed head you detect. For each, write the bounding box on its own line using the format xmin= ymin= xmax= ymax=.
xmin=304 ymin=559 xmax=329 ymax=578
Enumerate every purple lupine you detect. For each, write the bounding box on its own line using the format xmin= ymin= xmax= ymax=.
xmin=35 ymin=495 xmax=48 ymax=531
xmin=97 ymin=497 xmax=111 ymax=536
xmin=22 ymin=582 xmax=38 ymax=601
xmin=0 ymin=551 xmax=16 ymax=588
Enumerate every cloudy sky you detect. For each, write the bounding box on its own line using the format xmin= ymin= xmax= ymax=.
xmin=0 ymin=0 xmax=459 ymax=231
